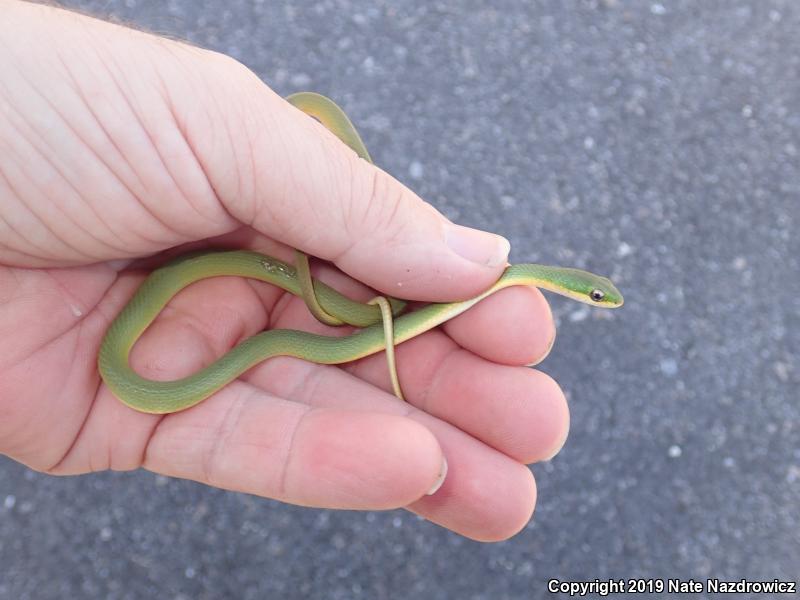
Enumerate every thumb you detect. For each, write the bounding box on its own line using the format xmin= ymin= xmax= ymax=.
xmin=193 ymin=69 xmax=510 ymax=301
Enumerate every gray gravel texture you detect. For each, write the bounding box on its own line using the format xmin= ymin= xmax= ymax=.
xmin=2 ymin=1 xmax=799 ymax=598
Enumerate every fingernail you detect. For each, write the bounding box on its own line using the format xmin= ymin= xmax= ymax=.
xmin=525 ymin=328 xmax=557 ymax=367
xmin=426 ymin=456 xmax=448 ymax=495
xmin=542 ymin=435 xmax=568 ymax=462
xmin=445 ymin=224 xmax=510 ymax=268
xmin=542 ymin=414 xmax=570 ymax=461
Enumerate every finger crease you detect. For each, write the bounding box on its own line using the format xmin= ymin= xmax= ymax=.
xmin=276 ymin=404 xmax=313 ymax=499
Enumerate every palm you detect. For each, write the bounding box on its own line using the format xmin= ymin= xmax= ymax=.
xmin=1 ymin=226 xmax=562 ymax=539
xmin=0 ymin=258 xmax=115 ymax=469
xmin=1 ymin=229 xmax=331 ymax=471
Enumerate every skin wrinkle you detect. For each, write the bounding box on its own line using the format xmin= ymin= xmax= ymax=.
xmin=1 ymin=47 xmax=123 ymax=259
xmin=333 ymin=138 xmax=358 ymax=229
xmin=239 ymin=131 xmax=259 ymax=221
xmin=0 ymin=364 xmax=48 ymax=460
xmin=115 ymin=122 xmax=200 ymax=244
xmin=1 ymin=295 xmax=60 ymax=370
xmin=240 ymin=275 xmax=284 ymax=326
xmin=362 ymin=169 xmax=401 ymax=236
xmin=52 ymin=52 xmax=168 ymax=250
xmin=353 ymin=158 xmax=379 ymax=241
xmin=240 ymin=276 xmax=276 ymax=321
xmin=254 ymin=361 xmax=427 ymax=501
xmin=127 ymin=412 xmax=160 ymax=474
xmin=149 ymin=49 xmax=230 ymax=229
xmin=341 ymin=160 xmax=371 ymax=242
xmin=358 ymin=196 xmax=422 ymax=276
xmin=216 ymin=100 xmax=245 ymax=216
xmin=93 ymin=50 xmax=188 ymax=245
xmin=378 ymin=184 xmax=409 ymax=247
xmin=335 ymin=170 xmax=412 ymax=276
xmin=0 ymin=266 xmax=24 ymax=310
xmin=315 ymin=206 xmax=360 ymax=267
xmin=138 ymin=412 xmax=172 ymax=473
xmin=137 ymin=309 xmax=215 ymax=378
xmin=268 ymin=110 xmax=352 ymax=254
xmin=41 ymin=55 xmax=134 ymax=254
xmin=201 ymin=392 xmax=247 ymax=489
xmin=0 ymin=189 xmax=38 ymax=257
xmin=0 ymin=268 xmax=106 ymax=373
xmin=253 ymin=112 xmax=295 ymax=225
xmin=276 ymin=403 xmax=315 ymax=500
xmin=0 ymin=246 xmax=52 ymax=266
xmin=335 ymin=360 xmax=414 ymax=417
xmin=89 ymin=271 xmax=140 ymax=329
xmin=9 ymin=322 xmax=89 ymax=471
xmin=155 ymin=44 xmax=250 ymax=230
xmin=0 ymin=104 xmax=95 ymax=261
xmin=368 ymin=330 xmax=461 ymax=413
xmin=330 ymin=136 xmax=360 ymax=245
xmin=54 ymin=319 xmax=94 ymax=470
xmin=8 ymin=133 xmax=108 ymax=262
xmin=246 ymin=111 xmax=300 ymax=234
xmin=421 ymin=346 xmax=477 ymax=419
xmin=0 ymin=43 xmax=22 ymax=236
xmin=76 ymin=419 xmax=107 ymax=474
xmin=274 ymin=109 xmax=315 ymax=222
xmin=77 ymin=27 xmax=179 ymax=227
xmin=42 ymin=269 xmax=92 ymax=323
xmin=287 ymin=360 xmax=339 ymax=409
xmin=98 ymin=40 xmax=215 ymax=244
xmin=240 ymin=97 xmax=260 ymax=227
xmin=204 ymin=290 xmax=254 ymax=349
xmin=65 ymin=324 xmax=114 ymax=471
xmin=267 ymin=283 xmax=307 ymax=331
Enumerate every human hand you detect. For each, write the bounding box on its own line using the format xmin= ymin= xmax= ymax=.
xmin=0 ymin=2 xmax=567 ymax=541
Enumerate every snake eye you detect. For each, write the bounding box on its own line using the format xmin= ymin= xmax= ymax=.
xmin=590 ymin=289 xmax=605 ymax=302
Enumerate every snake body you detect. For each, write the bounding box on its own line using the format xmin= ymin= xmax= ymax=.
xmin=98 ymin=93 xmax=623 ymax=414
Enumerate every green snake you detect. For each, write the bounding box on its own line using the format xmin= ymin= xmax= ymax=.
xmin=98 ymin=92 xmax=624 ymax=414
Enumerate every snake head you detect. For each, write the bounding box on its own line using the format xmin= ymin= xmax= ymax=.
xmin=505 ymin=264 xmax=624 ymax=308
xmin=577 ymin=272 xmax=624 ymax=307
xmin=536 ymin=266 xmax=624 ymax=308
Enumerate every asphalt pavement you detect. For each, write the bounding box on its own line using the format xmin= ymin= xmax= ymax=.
xmin=1 ymin=1 xmax=798 ymax=598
